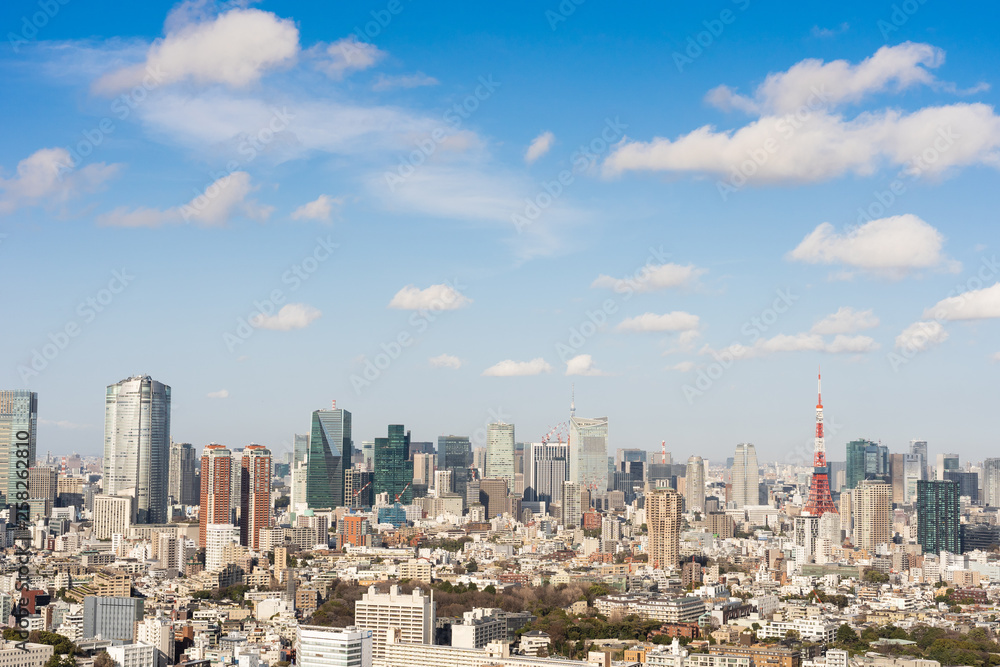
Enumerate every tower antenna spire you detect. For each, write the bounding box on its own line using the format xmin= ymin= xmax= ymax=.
xmin=803 ymin=368 xmax=837 ymax=516
xmin=570 ymin=384 xmax=576 ymax=418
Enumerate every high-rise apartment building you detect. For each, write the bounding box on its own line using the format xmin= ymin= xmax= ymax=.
xmin=730 ymin=443 xmax=759 ymax=508
xmin=917 ymin=479 xmax=961 ymax=555
xmin=93 ymin=494 xmax=134 ymax=539
xmin=354 ymin=584 xmax=435 ymax=663
xmin=205 ymin=523 xmax=240 ymax=573
xmin=685 ymin=456 xmax=706 ymax=513
xmin=569 ymin=416 xmax=609 ymax=492
xmin=648 ymin=487 xmax=683 ymax=569
xmin=374 ymin=425 xmax=413 ymax=505
xmin=525 ymin=442 xmax=568 ymax=505
xmin=296 ymin=625 xmax=372 ymax=667
xmin=985 ymin=458 xmax=1000 ymax=507
xmin=241 ymin=445 xmax=272 ymax=550
xmin=484 ymin=422 xmax=515 ymax=486
xmin=561 ymin=481 xmax=582 ymax=528
xmin=851 ymin=480 xmax=892 ymax=552
xmin=437 ymin=435 xmax=471 ymax=504
xmin=27 ymin=466 xmax=57 ymax=506
xmin=199 ymin=444 xmax=232 ymax=547
xmin=103 ymin=376 xmax=170 ymax=524
xmin=0 ymin=390 xmax=37 ymax=508
xmin=307 ymin=402 xmax=352 ymax=509
xmin=168 ymin=441 xmax=199 ymax=506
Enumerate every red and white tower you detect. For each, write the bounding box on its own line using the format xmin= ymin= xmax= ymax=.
xmin=803 ymin=370 xmax=838 ymax=516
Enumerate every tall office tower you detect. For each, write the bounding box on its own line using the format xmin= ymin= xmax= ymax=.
xmin=615 ymin=448 xmax=647 ymax=472
xmin=943 ymin=470 xmax=979 ymax=504
xmin=478 ymin=478 xmax=509 ymax=518
xmin=83 ymin=596 xmax=144 ymax=642
xmin=730 ymin=443 xmax=759 ymax=508
xmin=890 ymin=453 xmax=905 ymax=504
xmin=205 ymin=523 xmax=239 ymax=572
xmin=845 ymin=439 xmax=889 ymax=489
xmin=306 ymin=401 xmax=352 ymax=509
xmin=935 ymin=453 xmax=960 ymax=480
xmin=103 ymin=376 xmax=171 ymax=524
xmin=685 ymin=456 xmax=706 ymax=513
xmin=354 ymin=584 xmax=435 ymax=663
xmin=0 ymin=390 xmax=37 ymax=507
xmin=374 ymin=425 xmax=413 ymax=505
xmin=485 ymin=422 xmax=515 ymax=486
xmin=412 ymin=452 xmax=434 ymax=487
xmin=241 ymin=445 xmax=272 ymax=550
xmin=168 ymin=441 xmax=199 ymax=506
xmin=851 ymin=480 xmax=892 ymax=552
xmin=472 ymin=447 xmax=487 ymax=477
xmin=647 ymin=487 xmax=683 ymax=569
xmin=569 ymin=416 xmax=609 ymax=492
xmin=93 ymin=494 xmax=134 ymax=539
xmin=917 ymin=479 xmax=961 ymax=555
xmin=902 ymin=454 xmax=923 ymax=504
xmin=437 ymin=435 xmax=472 ymax=504
xmin=803 ymin=373 xmax=838 ymax=517
xmin=525 ymin=442 xmax=569 ymax=504
xmin=296 ymin=626 xmax=372 ymax=667
xmin=983 ymin=458 xmax=1000 ymax=507
xmin=433 ymin=470 xmax=453 ymax=495
xmin=28 ymin=466 xmax=57 ymax=506
xmin=910 ymin=440 xmax=928 ymax=479
xmin=360 ymin=441 xmax=375 ymax=469
xmin=561 ymin=481 xmax=582 ymax=528
xmin=293 ymin=433 xmax=309 ymax=467
xmin=199 ymin=444 xmax=232 ymax=547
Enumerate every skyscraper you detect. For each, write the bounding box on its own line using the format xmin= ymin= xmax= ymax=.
xmin=307 ymin=402 xmax=352 ymax=509
xmin=199 ymin=444 xmax=232 ymax=547
xmin=935 ymin=453 xmax=960 ymax=481
xmin=569 ymin=416 xmax=609 ymax=492
xmin=917 ymin=479 xmax=961 ymax=555
xmin=0 ymin=390 xmax=37 ymax=508
xmin=485 ymin=422 xmax=515 ymax=485
xmin=525 ymin=442 xmax=568 ymax=505
xmin=103 ymin=375 xmax=170 ymax=524
xmin=845 ymin=439 xmax=888 ymax=490
xmin=437 ymin=435 xmax=472 ymax=504
xmin=374 ymin=425 xmax=413 ymax=504
xmin=943 ymin=470 xmax=979 ymax=503
xmin=685 ymin=456 xmax=706 ymax=513
xmin=983 ymin=458 xmax=1000 ymax=507
xmin=241 ymin=444 xmax=272 ymax=550
xmin=730 ymin=443 xmax=759 ymax=508
xmin=909 ymin=440 xmax=928 ymax=479
xmin=168 ymin=441 xmax=199 ymax=506
xmin=647 ymin=487 xmax=682 ymax=569
xmin=561 ymin=480 xmax=582 ymax=528
xmin=851 ymin=480 xmax=892 ymax=552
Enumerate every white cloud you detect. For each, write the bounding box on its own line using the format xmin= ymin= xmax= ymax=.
xmin=525 ymin=131 xmax=555 ymax=164
xmin=810 ymin=306 xmax=880 ymax=334
xmin=923 ymin=282 xmax=1000 ymax=320
xmin=702 ymin=332 xmax=879 ymax=360
xmin=207 ymin=389 xmax=230 ymax=399
xmin=992 ymin=351 xmax=1000 ymax=362
xmin=0 ymin=147 xmax=120 ymax=214
xmin=291 ymin=194 xmax=341 ymax=222
xmin=93 ymin=8 xmax=299 ymax=94
xmin=250 ymin=303 xmax=321 ymax=330
xmin=98 ymin=171 xmax=271 ymax=228
xmin=592 ymin=263 xmax=705 ymax=293
xmin=372 ymin=72 xmax=439 ymax=91
xmin=565 ymin=354 xmax=606 ymax=376
xmin=602 ymin=45 xmax=1000 ymax=184
xmin=788 ymin=215 xmax=955 ymax=275
xmin=708 ymin=42 xmax=944 ymax=115
xmin=39 ymin=419 xmax=94 ymax=430
xmin=616 ymin=312 xmax=700 ymax=333
xmin=388 ymin=283 xmax=472 ymax=311
xmin=429 ymin=354 xmax=462 ymax=370
xmin=811 ymin=23 xmax=850 ymax=39
xmin=313 ymin=36 xmax=385 ymax=80
xmin=895 ymin=320 xmax=948 ymax=351
xmin=482 ymin=358 xmax=553 ymax=377
xmin=668 ymin=361 xmax=696 ymax=372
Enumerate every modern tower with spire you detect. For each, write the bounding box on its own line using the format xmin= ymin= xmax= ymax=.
xmin=803 ymin=370 xmax=838 ymax=516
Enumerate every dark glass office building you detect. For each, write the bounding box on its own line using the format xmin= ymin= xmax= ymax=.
xmin=917 ymin=479 xmax=961 ymax=555
xmin=307 ymin=405 xmax=352 ymax=509
xmin=437 ymin=435 xmax=472 ymax=503
xmin=375 ymin=425 xmax=413 ymax=504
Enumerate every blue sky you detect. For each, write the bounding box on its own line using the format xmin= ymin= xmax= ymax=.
xmin=2 ymin=0 xmax=999 ymax=466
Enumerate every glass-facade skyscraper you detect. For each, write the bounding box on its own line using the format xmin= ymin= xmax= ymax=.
xmin=374 ymin=425 xmax=412 ymax=504
xmin=103 ymin=375 xmax=170 ymax=524
xmin=730 ymin=443 xmax=759 ymax=508
xmin=917 ymin=479 xmax=961 ymax=555
xmin=437 ymin=435 xmax=472 ymax=503
xmin=307 ymin=404 xmax=352 ymax=509
xmin=569 ymin=416 xmax=609 ymax=492
xmin=485 ymin=422 xmax=515 ymax=487
xmin=0 ymin=390 xmax=37 ymax=507
xmin=525 ymin=442 xmax=568 ymax=505
xmin=168 ymin=441 xmax=199 ymax=506
xmin=845 ymin=439 xmax=888 ymax=490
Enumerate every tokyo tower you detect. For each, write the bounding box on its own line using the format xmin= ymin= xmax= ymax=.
xmin=803 ymin=370 xmax=838 ymax=516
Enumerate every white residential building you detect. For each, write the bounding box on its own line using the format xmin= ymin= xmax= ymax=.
xmin=354 ymin=585 xmax=435 ymax=664
xmin=296 ymin=625 xmax=373 ymax=667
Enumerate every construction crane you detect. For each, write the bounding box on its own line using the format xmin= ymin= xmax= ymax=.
xmin=394 ymin=482 xmax=412 ymax=503
xmin=542 ymin=422 xmax=568 ymax=445
xmin=352 ymin=481 xmax=372 ymax=502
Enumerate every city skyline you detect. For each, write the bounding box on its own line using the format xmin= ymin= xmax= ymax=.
xmin=2 ymin=2 xmax=999 ymax=463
